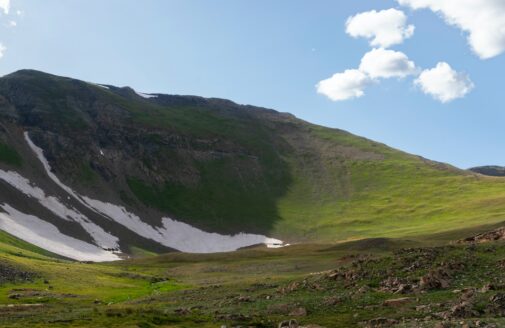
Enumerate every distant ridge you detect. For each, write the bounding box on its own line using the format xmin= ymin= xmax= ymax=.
xmin=469 ymin=166 xmax=505 ymax=177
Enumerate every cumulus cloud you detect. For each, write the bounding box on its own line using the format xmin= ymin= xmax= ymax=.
xmin=346 ymin=8 xmax=415 ymax=48
xmin=0 ymin=0 xmax=9 ymax=14
xmin=359 ymin=48 xmax=417 ymax=79
xmin=397 ymin=0 xmax=505 ymax=59
xmin=316 ymin=69 xmax=370 ymax=101
xmin=317 ymin=49 xmax=418 ymax=101
xmin=414 ymin=62 xmax=474 ymax=103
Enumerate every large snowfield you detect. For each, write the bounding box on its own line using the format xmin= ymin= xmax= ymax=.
xmin=0 ymin=132 xmax=284 ymax=261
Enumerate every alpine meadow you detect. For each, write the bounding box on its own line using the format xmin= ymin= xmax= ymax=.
xmin=1 ymin=1 xmax=505 ymax=327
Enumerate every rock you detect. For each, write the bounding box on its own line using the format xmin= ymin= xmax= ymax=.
xmin=289 ymin=307 xmax=307 ymax=317
xmin=236 ymin=295 xmax=252 ymax=303
xmin=357 ymin=286 xmax=370 ymax=294
xmin=383 ymin=297 xmax=413 ymax=307
xmin=487 ymin=292 xmax=505 ymax=315
xmin=480 ymin=283 xmax=496 ymax=293
xmin=215 ymin=313 xmax=250 ymax=321
xmin=489 ymin=293 xmax=505 ymax=307
xmin=323 ymin=296 xmax=343 ymax=306
xmin=449 ymin=301 xmax=476 ymax=318
xmin=174 ymin=307 xmax=190 ymax=315
xmin=379 ymin=277 xmax=412 ymax=294
xmin=433 ymin=322 xmax=451 ymax=328
xmin=278 ymin=319 xmax=298 ymax=328
xmin=267 ymin=303 xmax=291 ymax=315
xmin=460 ymin=288 xmax=476 ymax=301
xmin=419 ymin=268 xmax=451 ymax=290
xmin=365 ymin=317 xmax=398 ymax=327
xmin=415 ymin=305 xmax=430 ymax=312
xmin=458 ymin=226 xmax=505 ymax=244
xmin=0 ymin=262 xmax=36 ymax=284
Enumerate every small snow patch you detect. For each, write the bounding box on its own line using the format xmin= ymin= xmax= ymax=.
xmin=267 ymin=242 xmax=290 ymax=249
xmin=135 ymin=90 xmax=157 ymax=99
xmin=88 ymin=83 xmax=109 ymax=90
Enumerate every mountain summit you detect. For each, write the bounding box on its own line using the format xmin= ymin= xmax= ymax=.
xmin=0 ymin=70 xmax=503 ymax=260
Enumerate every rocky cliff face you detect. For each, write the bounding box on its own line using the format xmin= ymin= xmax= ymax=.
xmin=0 ymin=70 xmax=296 ymax=235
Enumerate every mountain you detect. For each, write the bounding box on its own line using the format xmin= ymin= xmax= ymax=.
xmin=0 ymin=69 xmax=504 ymax=260
xmin=469 ymin=165 xmax=505 ymax=177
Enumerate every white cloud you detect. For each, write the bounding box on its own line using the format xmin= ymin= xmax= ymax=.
xmin=359 ymin=48 xmax=417 ymax=79
xmin=0 ymin=0 xmax=9 ymax=14
xmin=346 ymin=8 xmax=415 ymax=48
xmin=317 ymin=49 xmax=418 ymax=102
xmin=6 ymin=20 xmax=15 ymax=27
xmin=0 ymin=44 xmax=6 ymax=59
xmin=398 ymin=0 xmax=505 ymax=59
xmin=316 ymin=69 xmax=370 ymax=101
xmin=414 ymin=62 xmax=474 ymax=103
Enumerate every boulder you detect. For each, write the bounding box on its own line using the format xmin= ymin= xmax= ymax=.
xmin=289 ymin=307 xmax=307 ymax=317
xmin=278 ymin=319 xmax=298 ymax=328
xmin=383 ymin=297 xmax=413 ymax=307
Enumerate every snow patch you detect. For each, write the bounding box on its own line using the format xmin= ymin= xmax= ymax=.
xmin=0 ymin=204 xmax=120 ymax=262
xmin=82 ymin=197 xmax=284 ymax=253
xmin=24 ymin=131 xmax=286 ymax=254
xmin=0 ymin=169 xmax=119 ymax=250
xmin=135 ymin=90 xmax=157 ymax=99
xmin=94 ymin=83 xmax=110 ymax=90
xmin=267 ymin=242 xmax=290 ymax=249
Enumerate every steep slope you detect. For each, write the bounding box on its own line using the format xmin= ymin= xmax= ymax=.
xmin=0 ymin=69 xmax=504 ymax=259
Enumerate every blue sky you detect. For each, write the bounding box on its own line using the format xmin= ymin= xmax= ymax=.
xmin=1 ymin=0 xmax=505 ymax=168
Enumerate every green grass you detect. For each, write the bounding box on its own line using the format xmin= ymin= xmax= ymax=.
xmin=0 ymin=143 xmax=22 ymax=167
xmin=4 ymin=233 xmax=505 ymax=327
xmin=268 ymin=124 xmax=505 ymax=244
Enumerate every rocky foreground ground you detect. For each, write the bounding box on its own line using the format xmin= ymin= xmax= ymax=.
xmin=4 ymin=229 xmax=505 ymax=327
xmin=152 ymin=230 xmax=505 ymax=327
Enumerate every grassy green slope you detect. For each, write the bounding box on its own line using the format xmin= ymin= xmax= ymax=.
xmin=104 ymin=86 xmax=505 ymax=243
xmin=2 ymin=70 xmax=505 ymax=245
xmin=105 ymin=91 xmax=505 ymax=243
xmin=273 ymin=125 xmax=505 ymax=243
